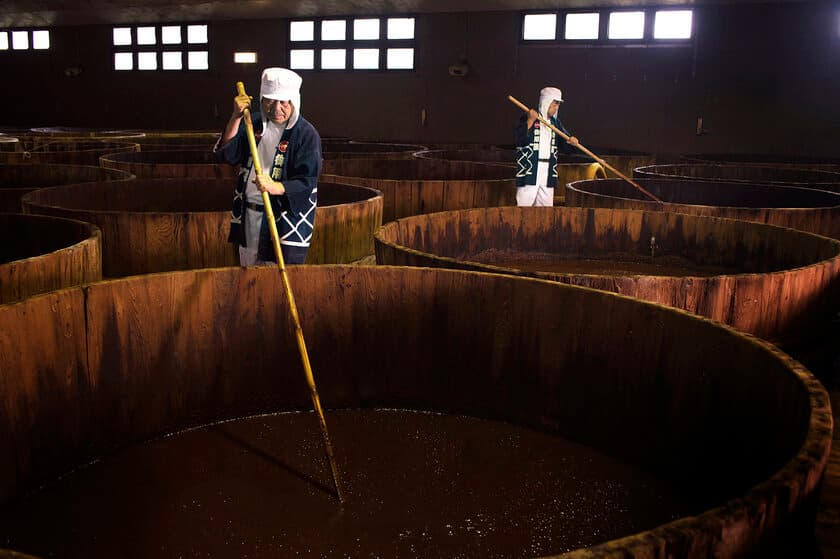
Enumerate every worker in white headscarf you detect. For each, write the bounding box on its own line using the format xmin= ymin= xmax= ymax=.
xmin=513 ymin=87 xmax=579 ymax=207
xmin=215 ymin=67 xmax=322 ymax=265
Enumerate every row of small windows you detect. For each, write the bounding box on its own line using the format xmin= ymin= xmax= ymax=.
xmin=523 ymin=9 xmax=693 ymax=41
xmin=290 ymin=18 xmax=415 ymax=42
xmin=0 ymin=30 xmax=50 ymax=50
xmin=112 ymin=24 xmax=209 ymax=71
xmin=289 ymin=48 xmax=414 ymax=70
xmin=112 ymin=24 xmax=208 ymax=46
xmin=289 ymin=17 xmax=415 ymax=70
xmin=114 ymin=51 xmax=209 ymax=71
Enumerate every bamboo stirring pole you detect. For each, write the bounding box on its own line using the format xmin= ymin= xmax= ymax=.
xmin=507 ymin=95 xmax=663 ymax=205
xmin=236 ymin=81 xmax=345 ymax=505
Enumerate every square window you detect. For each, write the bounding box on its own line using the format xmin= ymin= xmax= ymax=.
xmin=114 ymin=52 xmax=133 ymax=70
xmin=565 ymin=13 xmax=599 ymax=40
xmin=353 ymin=48 xmax=379 ymax=69
xmin=523 ymin=14 xmax=557 ymax=40
xmin=354 ymin=18 xmax=380 ymax=40
xmin=386 ymin=48 xmax=413 ymax=69
xmin=321 ymin=20 xmax=346 ymax=41
xmin=162 ymin=51 xmax=182 ymax=70
xmin=161 ymin=26 xmax=182 ymax=44
xmin=32 ymin=30 xmax=50 ymax=49
xmin=187 ymin=25 xmax=208 ymax=44
xmin=289 ymin=49 xmax=315 ymax=69
xmin=654 ymin=10 xmax=692 ymax=39
xmin=138 ymin=51 xmax=157 ymax=70
xmin=188 ymin=50 xmax=208 ymax=69
xmin=321 ymin=48 xmax=346 ymax=69
xmin=12 ymin=31 xmax=29 ymax=50
xmin=234 ymin=51 xmax=257 ymax=63
xmin=608 ymin=11 xmax=645 ymax=39
xmin=387 ymin=18 xmax=414 ymax=40
xmin=290 ymin=21 xmax=314 ymax=41
xmin=137 ymin=26 xmax=156 ymax=45
xmin=0 ymin=32 xmax=7 ymax=50
xmin=113 ymin=27 xmax=132 ymax=46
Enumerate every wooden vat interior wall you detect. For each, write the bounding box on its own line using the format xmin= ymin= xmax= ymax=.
xmin=0 ymin=266 xmax=832 ymax=558
xmin=0 ymin=214 xmax=101 ymax=304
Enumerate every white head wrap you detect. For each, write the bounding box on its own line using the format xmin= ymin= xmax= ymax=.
xmin=538 ymin=87 xmax=564 ymax=120
xmin=260 ymin=67 xmax=302 ymax=129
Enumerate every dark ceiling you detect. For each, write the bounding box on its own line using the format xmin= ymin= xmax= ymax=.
xmin=0 ymin=0 xmax=794 ymax=27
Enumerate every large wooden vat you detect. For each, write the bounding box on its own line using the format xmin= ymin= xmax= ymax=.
xmin=321 ymin=158 xmax=516 ymax=223
xmin=635 ymin=163 xmax=840 ymax=192
xmin=131 ymin=130 xmax=220 ymax=151
xmin=412 ymin=148 xmax=516 ymax=166
xmin=566 ymin=178 xmax=840 ymax=240
xmin=374 ymin=206 xmax=840 ymax=341
xmin=322 ymin=141 xmax=426 ymax=160
xmin=29 ymin=127 xmax=145 ymax=140
xmin=26 ymin=128 xmax=146 ymax=148
xmin=0 ymin=266 xmax=831 ymax=557
xmin=0 ymin=163 xmax=134 ymax=213
xmin=683 ymin=153 xmax=840 ymax=173
xmin=21 ymin=179 xmax=382 ymax=276
xmin=0 ymin=140 xmax=139 ymax=166
xmin=0 ymin=213 xmax=101 ymax=304
xmin=99 ymin=150 xmax=238 ymax=179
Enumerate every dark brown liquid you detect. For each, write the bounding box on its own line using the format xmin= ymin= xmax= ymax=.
xmin=470 ymin=250 xmax=731 ymax=277
xmin=0 ymin=409 xmax=697 ymax=558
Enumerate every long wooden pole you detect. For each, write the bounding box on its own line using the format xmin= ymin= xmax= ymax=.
xmin=236 ymin=82 xmax=345 ymax=505
xmin=507 ymin=95 xmax=663 ymax=205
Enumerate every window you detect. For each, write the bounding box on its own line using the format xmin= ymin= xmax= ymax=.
xmin=654 ymin=10 xmax=692 ymax=39
xmin=138 ymin=51 xmax=157 ymax=70
xmin=162 ymin=51 xmax=182 ymax=70
xmin=387 ymin=48 xmax=413 ymax=69
xmin=523 ymin=14 xmax=557 ymax=40
xmin=112 ymin=24 xmax=209 ymax=71
xmin=289 ymin=17 xmax=415 ymax=71
xmin=136 ymin=26 xmax=156 ymax=45
xmin=113 ymin=27 xmax=131 ymax=46
xmin=32 ymin=30 xmax=50 ymax=49
xmin=0 ymin=29 xmax=50 ymax=51
xmin=321 ymin=48 xmax=346 ymax=69
xmin=321 ymin=20 xmax=346 ymax=41
xmin=353 ymin=48 xmax=379 ymax=69
xmin=114 ymin=52 xmax=133 ymax=70
xmin=354 ymin=19 xmax=379 ymax=40
xmin=12 ymin=31 xmax=29 ymax=50
xmin=289 ymin=49 xmax=315 ymax=69
xmin=387 ymin=18 xmax=414 ymax=39
xmin=565 ymin=13 xmax=599 ymax=40
xmin=187 ymin=25 xmax=207 ymax=44
xmin=161 ymin=26 xmax=182 ymax=44
xmin=290 ymin=20 xmax=314 ymax=41
xmin=608 ymin=11 xmax=645 ymax=39
xmin=188 ymin=51 xmax=208 ymax=70
xmin=234 ymin=51 xmax=257 ymax=64
xmin=521 ymin=8 xmax=693 ymax=44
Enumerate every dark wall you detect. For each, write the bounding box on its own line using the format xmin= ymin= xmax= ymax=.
xmin=1 ymin=2 xmax=838 ymax=156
